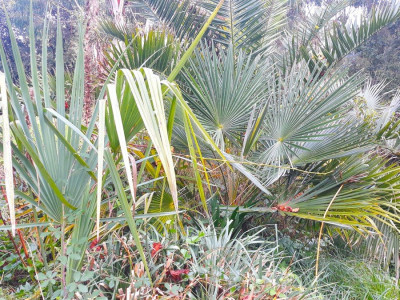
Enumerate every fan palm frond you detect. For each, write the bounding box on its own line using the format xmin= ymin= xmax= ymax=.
xmin=254 ymin=64 xmax=365 ymax=167
xmin=0 ymin=9 xmax=96 ymax=222
xmin=352 ymin=84 xmax=400 ymax=151
xmin=273 ymin=156 xmax=400 ymax=230
xmin=182 ymin=44 xmax=267 ymax=148
xmin=290 ymin=122 xmax=373 ymax=165
xmin=378 ymin=90 xmax=400 ymax=130
xmin=145 ymin=191 xmax=177 ymax=230
xmin=359 ymin=80 xmax=388 ymax=112
xmin=100 ymin=19 xmax=133 ymax=41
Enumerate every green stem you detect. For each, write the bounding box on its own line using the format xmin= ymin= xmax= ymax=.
xmin=167 ymin=97 xmax=177 ymax=142
xmin=61 ymin=206 xmax=67 ymax=299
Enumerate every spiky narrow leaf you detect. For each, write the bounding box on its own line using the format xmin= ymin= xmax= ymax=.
xmin=108 ymin=84 xmax=137 ymax=205
xmin=96 ymin=100 xmax=106 ymax=240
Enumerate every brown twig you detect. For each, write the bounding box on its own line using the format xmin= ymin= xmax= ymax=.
xmin=154 ymin=256 xmax=174 ymax=288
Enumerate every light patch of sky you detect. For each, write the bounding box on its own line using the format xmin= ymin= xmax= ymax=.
xmin=304 ymin=0 xmax=400 ymax=28
xmin=345 ymin=6 xmax=366 ymax=27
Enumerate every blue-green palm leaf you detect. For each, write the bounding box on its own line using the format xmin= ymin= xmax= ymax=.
xmin=182 ymin=44 xmax=267 ymax=148
xmin=253 ymin=65 xmax=370 ymax=176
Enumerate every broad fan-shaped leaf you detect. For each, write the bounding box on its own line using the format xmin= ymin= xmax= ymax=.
xmin=182 ymin=44 xmax=267 ymax=148
xmin=0 ymin=9 xmax=96 ymax=221
xmin=255 ymin=65 xmax=366 ymax=165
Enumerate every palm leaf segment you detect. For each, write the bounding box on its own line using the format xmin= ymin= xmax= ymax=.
xmin=102 ymin=30 xmax=181 ymax=78
xmin=206 ymin=0 xmax=287 ymax=53
xmin=365 ymin=219 xmax=400 ymax=278
xmin=131 ymin=0 xmax=287 ymax=53
xmin=290 ymin=0 xmax=400 ymax=72
xmin=354 ymin=82 xmax=400 ymax=140
xmin=320 ymin=0 xmax=400 ymax=66
xmin=281 ymin=0 xmax=348 ymax=70
xmin=128 ymin=0 xmax=208 ymax=40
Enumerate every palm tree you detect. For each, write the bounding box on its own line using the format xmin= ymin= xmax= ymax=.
xmin=101 ymin=0 xmax=400 ymax=270
xmin=2 ymin=0 xmax=400 ymax=287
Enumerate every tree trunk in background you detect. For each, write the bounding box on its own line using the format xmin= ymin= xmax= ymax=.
xmin=83 ymin=0 xmax=100 ymax=124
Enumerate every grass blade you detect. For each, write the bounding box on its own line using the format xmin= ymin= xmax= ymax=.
xmin=96 ymin=99 xmax=106 ymax=240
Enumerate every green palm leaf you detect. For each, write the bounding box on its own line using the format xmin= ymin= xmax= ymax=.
xmin=102 ymin=29 xmax=181 ymax=78
xmin=295 ymin=0 xmax=400 ymax=72
xmin=275 ymin=156 xmax=400 ymax=230
xmin=0 ymin=8 xmax=96 ymax=222
xmin=365 ymin=219 xmax=400 ymax=277
xmin=182 ymin=44 xmax=267 ymax=148
xmin=205 ymin=0 xmax=287 ymax=53
xmin=105 ymin=70 xmax=144 ymax=152
xmin=252 ymin=64 xmax=371 ymax=186
xmin=128 ymin=0 xmax=208 ymax=40
xmin=109 ymin=68 xmax=179 ymax=210
xmin=321 ymin=0 xmax=400 ymax=66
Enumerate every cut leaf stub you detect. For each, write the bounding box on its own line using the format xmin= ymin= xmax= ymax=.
xmin=272 ymin=205 xmax=300 ymax=213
